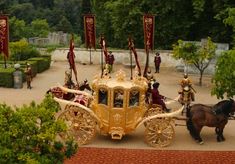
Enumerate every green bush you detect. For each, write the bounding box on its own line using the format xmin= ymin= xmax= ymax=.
xmin=9 ymin=40 xmax=41 ymax=61
xmin=40 ymin=54 xmax=52 ymax=68
xmin=27 ymin=57 xmax=50 ymax=73
xmin=0 ymin=95 xmax=78 ymax=163
xmin=0 ymin=67 xmax=15 ymax=87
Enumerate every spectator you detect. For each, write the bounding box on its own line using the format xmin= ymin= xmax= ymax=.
xmin=107 ymin=51 xmax=115 ymax=72
xmin=154 ymin=52 xmax=161 ymax=73
xmin=25 ymin=63 xmax=33 ymax=89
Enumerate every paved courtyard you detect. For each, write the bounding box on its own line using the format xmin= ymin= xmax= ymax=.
xmin=0 ymin=61 xmax=235 ymax=151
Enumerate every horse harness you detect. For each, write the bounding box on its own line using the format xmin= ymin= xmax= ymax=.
xmin=198 ymin=105 xmax=228 ymax=124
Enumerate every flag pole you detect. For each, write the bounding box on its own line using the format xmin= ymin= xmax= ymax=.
xmin=100 ymin=35 xmax=104 ymax=78
xmin=130 ymin=46 xmax=133 ymax=80
xmin=4 ymin=55 xmax=6 ymax=69
xmin=143 ymin=44 xmax=149 ymax=77
xmin=89 ymin=46 xmax=92 ymax=64
xmin=101 ymin=48 xmax=103 ymax=78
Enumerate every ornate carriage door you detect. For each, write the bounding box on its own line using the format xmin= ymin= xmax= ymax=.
xmin=95 ymin=86 xmax=110 ymax=133
xmin=109 ymin=87 xmax=126 ymax=135
xmin=126 ymin=87 xmax=142 ymax=131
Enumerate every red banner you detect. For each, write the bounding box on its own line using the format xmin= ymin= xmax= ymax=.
xmin=143 ymin=14 xmax=155 ymax=51
xmin=84 ymin=15 xmax=96 ymax=49
xmin=0 ymin=15 xmax=9 ymax=58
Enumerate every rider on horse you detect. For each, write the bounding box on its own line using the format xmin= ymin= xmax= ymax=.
xmin=64 ymin=70 xmax=75 ymax=89
xmin=178 ymin=74 xmax=196 ymax=102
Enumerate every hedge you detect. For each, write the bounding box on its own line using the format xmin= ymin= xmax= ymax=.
xmin=27 ymin=56 xmax=51 ymax=73
xmin=0 ymin=67 xmax=15 ymax=88
xmin=0 ymin=55 xmax=51 ymax=88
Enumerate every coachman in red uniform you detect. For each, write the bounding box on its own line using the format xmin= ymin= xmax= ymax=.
xmin=151 ymin=82 xmax=170 ymax=112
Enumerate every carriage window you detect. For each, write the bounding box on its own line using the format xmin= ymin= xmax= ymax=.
xmin=98 ymin=88 xmax=108 ymax=105
xmin=114 ymin=90 xmax=124 ymax=108
xmin=129 ymin=90 xmax=139 ymax=107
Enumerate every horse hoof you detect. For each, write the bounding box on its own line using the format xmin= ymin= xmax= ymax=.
xmin=199 ymin=141 xmax=204 ymax=145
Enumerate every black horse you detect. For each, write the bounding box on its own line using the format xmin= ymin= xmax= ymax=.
xmin=186 ymin=99 xmax=235 ymax=144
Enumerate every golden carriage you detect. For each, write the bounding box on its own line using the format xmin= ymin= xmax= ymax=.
xmin=53 ymin=70 xmax=183 ymax=147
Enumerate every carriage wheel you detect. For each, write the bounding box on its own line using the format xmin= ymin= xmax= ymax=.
xmin=143 ymin=105 xmax=163 ymax=127
xmin=145 ymin=118 xmax=175 ymax=147
xmin=57 ymin=105 xmax=97 ymax=146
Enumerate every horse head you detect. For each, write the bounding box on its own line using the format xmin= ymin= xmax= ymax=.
xmin=229 ymin=99 xmax=235 ymax=115
xmin=79 ymin=79 xmax=92 ymax=91
xmin=214 ymin=99 xmax=235 ymax=116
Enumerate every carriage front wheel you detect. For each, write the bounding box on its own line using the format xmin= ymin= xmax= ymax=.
xmin=143 ymin=104 xmax=163 ymax=127
xmin=144 ymin=118 xmax=175 ymax=147
xmin=57 ymin=105 xmax=97 ymax=146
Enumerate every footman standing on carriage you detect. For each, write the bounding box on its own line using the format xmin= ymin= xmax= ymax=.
xmin=64 ymin=70 xmax=75 ymax=89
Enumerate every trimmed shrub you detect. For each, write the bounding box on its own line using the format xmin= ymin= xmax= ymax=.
xmin=28 ymin=57 xmax=50 ymax=73
xmin=0 ymin=55 xmax=50 ymax=88
xmin=0 ymin=67 xmax=15 ymax=87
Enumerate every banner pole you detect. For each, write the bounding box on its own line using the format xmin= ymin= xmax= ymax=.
xmin=130 ymin=48 xmax=133 ymax=80
xmin=101 ymin=47 xmax=103 ymax=78
xmin=4 ymin=55 xmax=6 ymax=69
xmin=143 ymin=46 xmax=149 ymax=77
xmin=89 ymin=46 xmax=92 ymax=64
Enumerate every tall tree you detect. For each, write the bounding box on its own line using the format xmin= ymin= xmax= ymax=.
xmin=211 ymin=7 xmax=235 ymax=99
xmin=30 ymin=19 xmax=50 ymax=37
xmin=223 ymin=7 xmax=235 ymax=45
xmin=9 ymin=3 xmax=35 ymax=23
xmin=211 ymin=50 xmax=235 ymax=99
xmin=9 ymin=16 xmax=27 ymax=41
xmin=173 ymin=37 xmax=216 ymax=86
xmin=56 ymin=16 xmax=73 ymax=33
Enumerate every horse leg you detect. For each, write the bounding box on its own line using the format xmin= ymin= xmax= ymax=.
xmin=187 ymin=118 xmax=204 ymax=144
xmin=195 ymin=127 xmax=204 ymax=144
xmin=215 ymin=127 xmax=219 ymax=134
xmin=186 ymin=118 xmax=197 ymax=140
xmin=217 ymin=127 xmax=225 ymax=142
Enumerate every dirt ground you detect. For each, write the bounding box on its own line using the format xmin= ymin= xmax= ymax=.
xmin=0 ymin=61 xmax=234 ymax=151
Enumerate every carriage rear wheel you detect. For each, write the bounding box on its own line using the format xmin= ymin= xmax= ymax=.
xmin=57 ymin=105 xmax=97 ymax=146
xmin=144 ymin=118 xmax=174 ymax=147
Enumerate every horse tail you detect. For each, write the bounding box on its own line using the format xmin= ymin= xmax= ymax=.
xmin=186 ymin=113 xmax=197 ymax=139
xmin=186 ymin=105 xmax=191 ymax=118
xmin=186 ymin=117 xmax=193 ymax=132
